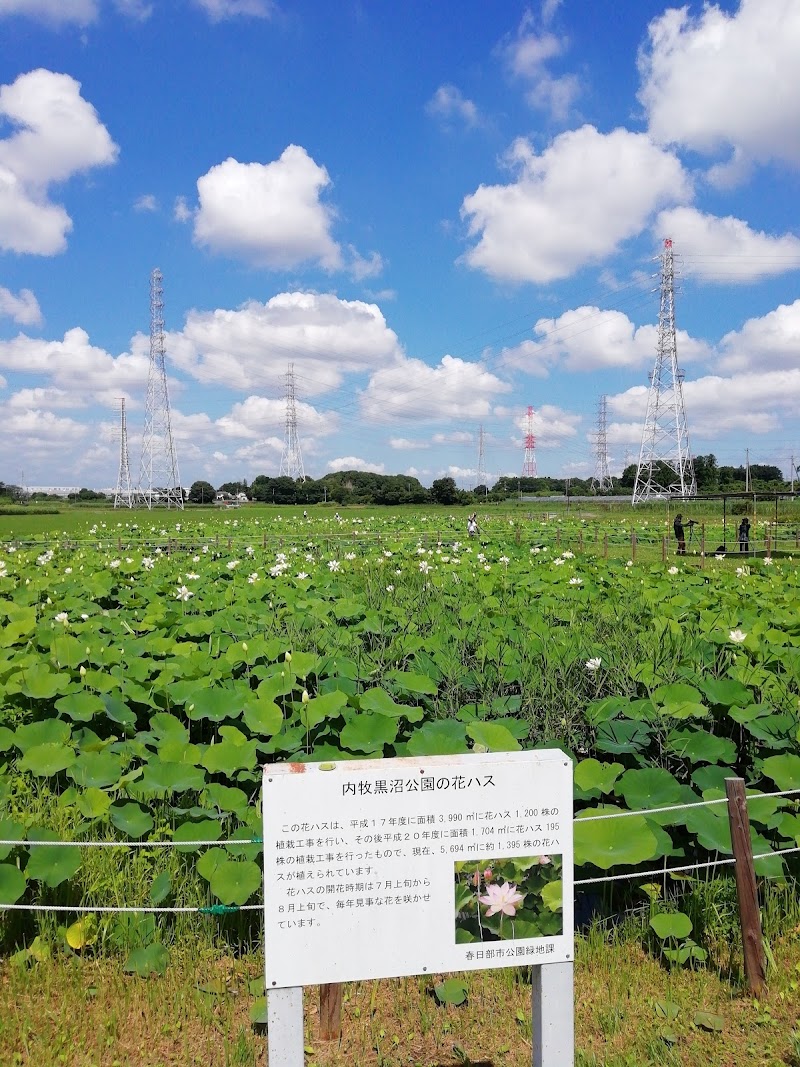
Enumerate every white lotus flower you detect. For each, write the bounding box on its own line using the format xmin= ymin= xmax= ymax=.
xmin=729 ymin=629 xmax=747 ymax=644
xmin=54 ymin=612 xmax=69 ymax=625
xmin=585 ymin=657 xmax=601 ymax=672
xmin=175 ymin=585 xmax=193 ymax=602
xmin=328 ymin=560 xmax=341 ymax=572
xmin=668 ymin=566 xmax=679 ymax=575
xmin=227 ymin=560 xmax=240 ymax=570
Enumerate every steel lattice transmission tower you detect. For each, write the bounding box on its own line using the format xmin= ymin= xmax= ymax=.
xmin=138 ymin=268 xmax=183 ymax=509
xmin=590 ymin=395 xmax=614 ymax=493
xmin=522 ymin=405 xmax=537 ymax=478
xmin=475 ymin=424 xmax=487 ymax=491
xmin=632 ymin=239 xmax=696 ymax=503
xmin=279 ymin=363 xmax=305 ymax=480
xmin=113 ymin=397 xmax=134 ymax=508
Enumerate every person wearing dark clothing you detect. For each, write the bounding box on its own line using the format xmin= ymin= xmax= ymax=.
xmin=673 ymin=513 xmax=686 ymax=556
xmin=738 ymin=517 xmax=751 ymax=553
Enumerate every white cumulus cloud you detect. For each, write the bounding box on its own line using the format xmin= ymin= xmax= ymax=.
xmin=499 ymin=8 xmax=579 ymax=120
xmin=0 ymin=0 xmax=98 ymax=23
xmin=501 ymin=305 xmax=710 ymax=376
xmin=0 ymin=69 xmax=118 ymax=255
xmin=170 ymin=291 xmax=401 ymax=394
xmin=656 ymin=207 xmax=800 ymax=282
xmin=327 ymin=456 xmax=386 ymax=474
xmin=360 ymin=354 xmax=510 ymax=422
xmin=639 ymin=0 xmax=800 ymax=173
xmin=461 ymin=126 xmax=691 ymax=284
xmin=192 ymin=0 xmax=272 ymax=20
xmin=425 ymin=85 xmax=481 ymax=128
xmin=193 ymin=145 xmax=342 ymax=270
xmin=0 ymin=285 xmax=42 ymax=326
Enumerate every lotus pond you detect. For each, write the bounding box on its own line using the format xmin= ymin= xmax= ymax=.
xmin=1 ymin=508 xmax=800 ymax=962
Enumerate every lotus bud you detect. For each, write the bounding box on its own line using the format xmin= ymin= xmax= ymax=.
xmin=285 ymin=651 xmax=292 ymax=663
xmin=302 ymin=689 xmax=309 ymax=704
xmin=79 ymin=665 xmax=86 ymax=678
xmin=242 ymin=642 xmax=248 ymax=651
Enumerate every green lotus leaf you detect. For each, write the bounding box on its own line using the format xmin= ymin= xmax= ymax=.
xmin=0 ymin=726 xmax=15 ymax=751
xmin=135 ymin=760 xmax=206 ymax=796
xmin=173 ymin=820 xmax=222 ymax=853
xmin=299 ymin=690 xmax=348 ymax=730
xmin=14 ymin=719 xmax=71 ymax=753
xmin=433 ymin=979 xmax=468 ymax=1005
xmin=209 ymin=859 xmax=262 ymax=905
xmin=466 ymin=721 xmax=521 ymax=752
xmin=26 ymin=843 xmax=81 ymax=887
xmin=150 ymin=871 xmax=172 ymax=905
xmin=20 ymin=665 xmax=70 ymax=700
xmin=0 ymin=863 xmax=26 ymax=904
xmin=729 ymin=703 xmax=772 ymax=724
xmin=387 ymin=671 xmax=438 ymax=696
xmin=67 ymin=751 xmax=124 ymax=789
xmin=584 ymin=697 xmax=636 ymax=725
xmin=18 ymin=742 xmax=76 ymax=776
xmin=284 ymin=651 xmax=318 ymax=679
xmin=406 ymin=720 xmax=468 ymax=756
xmin=340 ymin=713 xmax=398 ymax=754
xmin=653 ymin=683 xmax=706 ymax=719
xmin=197 ymin=846 xmax=227 ymax=881
xmin=75 ymin=787 xmax=113 ymax=820
xmin=203 ymin=783 xmax=250 ymax=815
xmin=698 ymin=677 xmax=751 ymax=708
xmin=741 ymin=713 xmax=796 ymax=749
xmin=359 ymin=687 xmax=423 ymax=721
xmin=594 ymin=718 xmax=652 ymax=755
xmin=124 ymin=943 xmax=169 ymax=978
xmin=109 ymin=802 xmax=155 ymax=839
xmin=0 ymin=819 xmax=25 ymax=860
xmin=615 ymin=768 xmax=682 ymax=812
xmin=683 ymin=806 xmax=731 ymax=853
xmin=202 ymin=739 xmax=259 ymax=776
xmin=666 ymin=729 xmax=737 ymax=765
xmin=574 ymin=808 xmax=660 ymax=869
xmin=149 ymin=713 xmax=189 ymax=741
xmin=691 ymin=765 xmax=732 ymax=792
xmin=574 ymin=759 xmax=624 ymax=797
xmin=82 ymin=669 xmax=120 ymax=694
xmin=187 ymin=687 xmax=241 ymax=723
xmin=1 ymin=607 xmax=36 ymax=644
xmin=157 ymin=738 xmax=201 ymax=764
xmin=761 ymin=754 xmax=800 ymax=791
xmin=650 ymin=912 xmax=692 ymax=940
xmin=242 ymin=699 xmax=283 ymax=737
xmin=50 ymin=634 xmax=89 ymax=669
xmin=102 ymin=695 xmax=137 ymax=729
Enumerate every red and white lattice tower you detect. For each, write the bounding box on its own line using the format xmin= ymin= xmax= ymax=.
xmin=522 ymin=405 xmax=537 ymax=478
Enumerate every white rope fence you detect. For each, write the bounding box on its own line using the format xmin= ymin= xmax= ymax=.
xmin=0 ymin=786 xmax=797 ymax=912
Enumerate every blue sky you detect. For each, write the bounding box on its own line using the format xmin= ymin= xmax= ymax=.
xmin=1 ymin=0 xmax=799 ymax=490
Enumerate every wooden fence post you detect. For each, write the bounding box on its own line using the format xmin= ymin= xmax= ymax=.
xmin=766 ymin=532 xmax=771 ymax=556
xmin=319 ymin=983 xmax=343 ymax=1041
xmin=603 ymin=533 xmax=608 ymax=559
xmin=556 ymin=530 xmax=561 ymax=549
xmin=578 ymin=529 xmax=583 ymax=553
xmin=662 ymin=535 xmax=667 ymax=563
xmin=631 ymin=530 xmax=636 ymax=561
xmin=725 ymin=777 xmax=766 ymax=999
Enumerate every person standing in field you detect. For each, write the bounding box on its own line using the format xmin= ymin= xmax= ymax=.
xmin=673 ymin=513 xmax=686 ymax=556
xmin=467 ymin=512 xmax=479 ymax=538
xmin=738 ymin=516 xmax=751 ymax=553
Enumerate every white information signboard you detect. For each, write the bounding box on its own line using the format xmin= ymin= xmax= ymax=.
xmin=263 ymin=750 xmax=572 ymax=989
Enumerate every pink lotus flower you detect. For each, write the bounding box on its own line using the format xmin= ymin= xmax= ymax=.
xmin=478 ymin=881 xmax=525 ymax=917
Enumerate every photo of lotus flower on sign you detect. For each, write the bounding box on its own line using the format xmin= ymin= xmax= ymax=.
xmin=454 ymin=855 xmax=563 ymax=943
